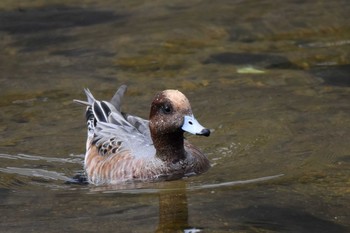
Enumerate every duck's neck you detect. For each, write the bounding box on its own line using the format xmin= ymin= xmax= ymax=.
xmin=152 ymin=131 xmax=186 ymax=163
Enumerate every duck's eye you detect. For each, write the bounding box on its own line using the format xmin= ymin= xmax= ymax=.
xmin=162 ymin=104 xmax=172 ymax=114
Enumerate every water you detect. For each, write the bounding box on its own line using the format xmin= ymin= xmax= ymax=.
xmin=0 ymin=1 xmax=349 ymax=232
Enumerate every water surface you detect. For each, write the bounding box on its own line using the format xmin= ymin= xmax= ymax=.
xmin=0 ymin=1 xmax=349 ymax=232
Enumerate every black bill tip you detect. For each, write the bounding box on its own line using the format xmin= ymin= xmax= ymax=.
xmin=197 ymin=128 xmax=210 ymax=137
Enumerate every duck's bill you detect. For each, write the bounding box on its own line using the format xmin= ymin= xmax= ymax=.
xmin=182 ymin=115 xmax=210 ymax=137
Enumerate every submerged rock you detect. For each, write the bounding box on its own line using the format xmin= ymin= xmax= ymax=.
xmin=203 ymin=52 xmax=298 ymax=69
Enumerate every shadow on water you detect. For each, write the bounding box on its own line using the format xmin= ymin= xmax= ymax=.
xmin=310 ymin=65 xmax=350 ymax=87
xmin=230 ymin=205 xmax=347 ymax=233
xmin=203 ymin=52 xmax=298 ymax=69
xmin=0 ymin=5 xmax=127 ymax=53
xmin=0 ymin=5 xmax=126 ymax=34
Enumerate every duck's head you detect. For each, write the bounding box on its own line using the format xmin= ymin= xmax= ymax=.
xmin=149 ymin=89 xmax=210 ymax=137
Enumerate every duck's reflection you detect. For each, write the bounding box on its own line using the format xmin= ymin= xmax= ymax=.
xmin=156 ymin=180 xmax=191 ymax=233
xmin=84 ymin=179 xmax=200 ymax=232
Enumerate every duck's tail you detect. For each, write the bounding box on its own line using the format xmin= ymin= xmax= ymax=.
xmin=110 ymin=84 xmax=127 ymax=112
xmin=73 ymin=85 xmax=128 ymax=141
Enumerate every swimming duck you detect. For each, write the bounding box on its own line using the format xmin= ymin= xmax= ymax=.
xmin=74 ymin=85 xmax=210 ymax=185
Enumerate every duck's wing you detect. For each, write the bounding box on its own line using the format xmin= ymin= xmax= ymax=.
xmin=74 ymin=85 xmax=156 ymax=159
xmin=94 ymin=112 xmax=155 ymax=159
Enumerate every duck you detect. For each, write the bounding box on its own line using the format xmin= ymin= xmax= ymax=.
xmin=74 ymin=85 xmax=210 ymax=185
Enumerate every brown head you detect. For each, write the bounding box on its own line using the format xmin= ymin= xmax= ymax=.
xmin=149 ymin=90 xmax=210 ymax=159
xmin=149 ymin=89 xmax=210 ymax=161
xmin=149 ymin=90 xmax=210 ymax=136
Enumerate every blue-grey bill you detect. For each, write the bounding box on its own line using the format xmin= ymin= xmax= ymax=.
xmin=182 ymin=115 xmax=210 ymax=137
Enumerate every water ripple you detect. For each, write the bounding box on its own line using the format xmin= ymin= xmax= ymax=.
xmin=0 ymin=167 xmax=70 ymax=181
xmin=0 ymin=153 xmax=83 ymax=164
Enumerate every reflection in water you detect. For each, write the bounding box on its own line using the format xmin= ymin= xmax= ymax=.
xmin=0 ymin=152 xmax=285 ymax=232
xmin=156 ymin=181 xmax=191 ymax=233
xmin=0 ymin=151 xmax=348 ymax=232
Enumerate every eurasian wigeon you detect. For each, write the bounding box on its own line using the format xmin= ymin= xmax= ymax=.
xmin=74 ymin=85 xmax=210 ymax=185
